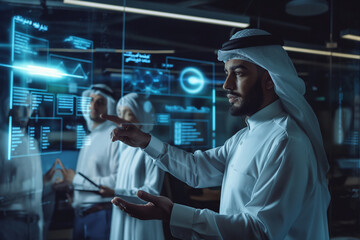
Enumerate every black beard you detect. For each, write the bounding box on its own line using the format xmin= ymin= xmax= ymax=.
xmin=229 ymin=77 xmax=264 ymax=116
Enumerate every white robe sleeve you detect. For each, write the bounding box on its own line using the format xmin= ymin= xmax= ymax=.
xmin=167 ymin=136 xmax=317 ymax=239
xmin=114 ymin=154 xmax=165 ymax=204
xmin=143 ymin=135 xmax=235 ymax=188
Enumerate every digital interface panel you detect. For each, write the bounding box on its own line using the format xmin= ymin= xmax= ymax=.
xmin=57 ymin=94 xmax=75 ymax=115
xmin=10 ymin=117 xmax=62 ymax=158
xmin=121 ymin=54 xmax=216 ymax=149
xmin=123 ymin=66 xmax=170 ymax=95
xmin=2 ymin=15 xmax=216 ymax=161
xmin=31 ymin=92 xmax=55 ymax=117
xmin=49 ymin=54 xmax=92 ymax=87
xmin=2 ymin=16 xmax=94 ymax=160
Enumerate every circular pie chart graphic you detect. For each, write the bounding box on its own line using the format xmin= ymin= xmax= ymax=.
xmin=179 ymin=67 xmax=205 ymax=94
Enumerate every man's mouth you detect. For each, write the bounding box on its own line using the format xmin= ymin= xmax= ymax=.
xmin=227 ymin=93 xmax=241 ymax=104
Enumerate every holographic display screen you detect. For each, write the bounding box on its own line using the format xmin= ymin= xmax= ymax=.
xmin=120 ymin=54 xmax=215 ymax=150
xmin=2 ymin=16 xmax=94 ymax=160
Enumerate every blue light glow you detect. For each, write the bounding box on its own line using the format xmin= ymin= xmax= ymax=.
xmin=179 ymin=67 xmax=205 ymax=94
xmin=8 ymin=116 xmax=12 ymax=160
xmin=212 ymin=105 xmax=216 ymax=131
xmin=212 ymin=88 xmax=216 ymax=131
xmin=25 ymin=65 xmax=63 ymax=78
xmin=0 ymin=63 xmax=87 ymax=80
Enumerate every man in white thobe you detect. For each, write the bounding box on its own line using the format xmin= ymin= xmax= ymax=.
xmin=60 ymin=84 xmax=120 ymax=240
xmin=102 ymin=29 xmax=330 ymax=240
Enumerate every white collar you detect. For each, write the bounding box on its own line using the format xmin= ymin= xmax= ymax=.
xmin=245 ymin=99 xmax=283 ymax=130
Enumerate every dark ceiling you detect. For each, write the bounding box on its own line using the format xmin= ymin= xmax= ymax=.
xmin=1 ymin=0 xmax=359 ymax=48
xmin=0 ymin=0 xmax=359 ymax=67
xmin=0 ymin=0 xmax=358 ymax=109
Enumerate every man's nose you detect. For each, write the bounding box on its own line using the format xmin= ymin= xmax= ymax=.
xmin=223 ymin=74 xmax=235 ymax=91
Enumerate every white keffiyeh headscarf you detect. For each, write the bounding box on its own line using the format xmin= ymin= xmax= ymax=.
xmin=116 ymin=93 xmax=155 ymax=133
xmin=218 ymin=28 xmax=329 ymax=186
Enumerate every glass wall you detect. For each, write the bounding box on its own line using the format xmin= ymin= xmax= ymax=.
xmin=0 ymin=0 xmax=359 ymax=239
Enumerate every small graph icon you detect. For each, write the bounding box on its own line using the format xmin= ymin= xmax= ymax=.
xmin=50 ymin=54 xmax=92 ymax=86
xmin=72 ymin=63 xmax=88 ymax=80
xmin=56 ymin=61 xmax=88 ymax=80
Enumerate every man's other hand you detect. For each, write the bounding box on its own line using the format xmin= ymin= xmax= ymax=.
xmin=111 ymin=190 xmax=174 ymax=222
xmin=100 ymin=114 xmax=151 ymax=149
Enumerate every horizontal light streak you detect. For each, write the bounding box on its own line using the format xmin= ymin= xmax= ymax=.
xmin=63 ymin=0 xmax=249 ymax=28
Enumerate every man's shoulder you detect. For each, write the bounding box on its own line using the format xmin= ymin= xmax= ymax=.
xmin=230 ymin=127 xmax=248 ymax=139
xmin=272 ymin=114 xmax=311 ymax=146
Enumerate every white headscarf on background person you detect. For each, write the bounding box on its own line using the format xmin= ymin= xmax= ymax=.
xmin=218 ymin=28 xmax=329 ymax=187
xmin=82 ymin=84 xmax=116 ymax=131
xmin=116 ymin=93 xmax=155 ymax=133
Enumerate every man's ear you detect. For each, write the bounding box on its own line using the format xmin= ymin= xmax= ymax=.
xmin=263 ymin=71 xmax=274 ymax=90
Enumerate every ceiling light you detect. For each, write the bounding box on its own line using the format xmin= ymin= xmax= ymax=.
xmin=341 ymin=29 xmax=360 ymax=42
xmin=286 ymin=0 xmax=328 ymax=16
xmin=283 ymin=46 xmax=360 ymax=60
xmin=41 ymin=48 xmax=175 ymax=54
xmin=342 ymin=34 xmax=360 ymax=42
xmin=63 ymin=0 xmax=249 ymax=28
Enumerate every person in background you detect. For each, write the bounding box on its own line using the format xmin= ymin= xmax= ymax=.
xmin=0 ymin=101 xmax=49 ymax=240
xmin=99 ymin=93 xmax=165 ymax=240
xmin=102 ymin=29 xmax=330 ymax=239
xmin=59 ymin=84 xmax=120 ymax=240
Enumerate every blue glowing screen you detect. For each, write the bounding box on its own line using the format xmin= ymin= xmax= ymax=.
xmin=0 ymin=16 xmax=94 ymax=161
xmin=1 ymin=15 xmax=216 ymax=164
xmin=120 ymin=54 xmax=215 ymax=149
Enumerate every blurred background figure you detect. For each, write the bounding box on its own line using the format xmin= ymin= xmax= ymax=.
xmin=0 ymin=97 xmax=53 ymax=240
xmin=99 ymin=93 xmax=165 ymax=240
xmin=58 ymin=84 xmax=120 ymax=240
